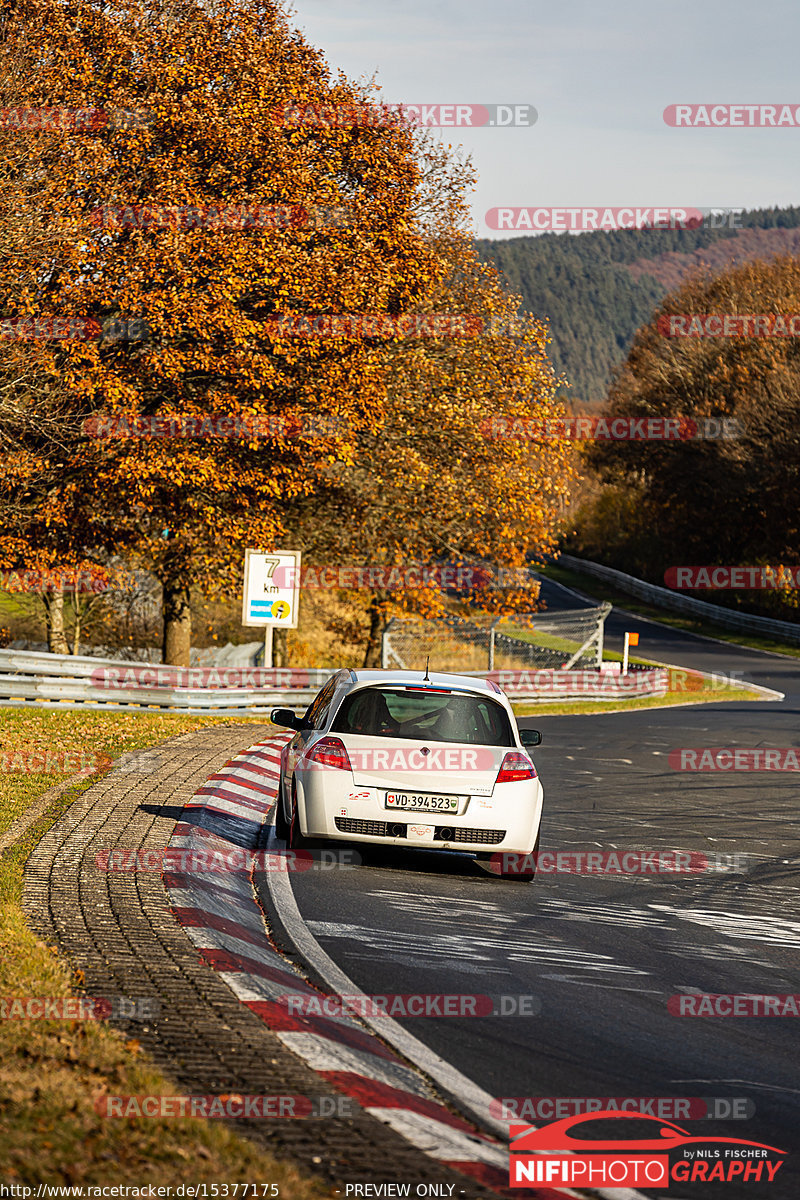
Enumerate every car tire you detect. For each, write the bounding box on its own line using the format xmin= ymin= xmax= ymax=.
xmin=478 ymin=831 xmax=539 ymax=881
xmin=274 ymin=773 xmax=291 ymax=841
xmin=288 ymin=781 xmax=310 ymax=850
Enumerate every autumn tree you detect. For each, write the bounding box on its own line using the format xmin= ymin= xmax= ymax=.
xmin=574 ymin=255 xmax=800 ymax=615
xmin=282 ymin=227 xmax=577 ymax=665
xmin=0 ymin=0 xmax=461 ymax=663
xmin=0 ymin=20 xmax=108 ymax=651
xmin=0 ymin=0 xmax=577 ymax=664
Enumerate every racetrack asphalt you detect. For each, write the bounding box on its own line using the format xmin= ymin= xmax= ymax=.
xmin=18 ymin=582 xmax=800 ymax=1199
xmin=255 ymin=580 xmax=800 ymax=1200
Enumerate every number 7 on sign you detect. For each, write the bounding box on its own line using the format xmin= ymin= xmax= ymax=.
xmin=262 ymin=556 xmax=281 ymax=590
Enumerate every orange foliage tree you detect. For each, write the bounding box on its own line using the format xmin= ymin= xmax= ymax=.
xmin=0 ymin=0 xmax=577 ymax=663
xmin=288 ymin=230 xmax=576 ymax=664
xmin=577 ymin=256 xmax=800 ymax=614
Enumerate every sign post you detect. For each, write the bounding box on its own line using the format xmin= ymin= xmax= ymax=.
xmin=622 ymin=630 xmax=639 ymax=674
xmin=241 ymin=550 xmax=302 ymax=667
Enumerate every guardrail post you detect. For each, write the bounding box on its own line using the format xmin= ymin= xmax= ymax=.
xmin=596 ymin=601 xmax=611 ymax=666
xmin=488 ymin=620 xmax=499 ymax=671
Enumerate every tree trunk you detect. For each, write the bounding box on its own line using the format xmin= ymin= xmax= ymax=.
xmin=42 ymin=589 xmax=70 ymax=654
xmin=162 ymin=580 xmax=192 ymax=666
xmin=273 ymin=627 xmax=288 ymax=668
xmin=70 ymin=591 xmax=84 ymax=656
xmin=362 ymin=596 xmax=387 ymax=668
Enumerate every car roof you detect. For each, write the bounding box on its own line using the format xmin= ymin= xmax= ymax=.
xmin=347 ymin=669 xmax=500 ymax=695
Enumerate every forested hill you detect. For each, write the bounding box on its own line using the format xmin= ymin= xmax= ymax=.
xmin=475 ymin=206 xmax=800 ymax=406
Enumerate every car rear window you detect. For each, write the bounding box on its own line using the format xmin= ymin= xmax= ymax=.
xmin=331 ymin=686 xmax=514 ymax=745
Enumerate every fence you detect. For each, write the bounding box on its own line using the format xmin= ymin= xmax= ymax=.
xmin=0 ymin=623 xmax=675 ymax=712
xmin=381 ymin=604 xmax=611 ymax=672
xmin=559 ymin=555 xmax=800 ymax=645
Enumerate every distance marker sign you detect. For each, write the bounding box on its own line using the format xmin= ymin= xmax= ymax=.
xmin=242 ymin=549 xmax=301 ymax=628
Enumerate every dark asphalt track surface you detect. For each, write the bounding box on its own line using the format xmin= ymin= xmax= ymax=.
xmin=257 ymin=577 xmax=800 ymax=1198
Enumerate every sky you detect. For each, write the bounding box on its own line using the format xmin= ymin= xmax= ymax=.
xmin=283 ymin=0 xmax=800 ymax=239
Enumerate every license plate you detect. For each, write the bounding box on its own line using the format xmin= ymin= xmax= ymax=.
xmin=385 ymin=792 xmax=460 ymax=813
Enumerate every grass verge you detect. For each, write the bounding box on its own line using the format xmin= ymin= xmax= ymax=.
xmin=0 ymin=709 xmax=331 ymax=1193
xmin=511 ymin=681 xmax=762 ymax=717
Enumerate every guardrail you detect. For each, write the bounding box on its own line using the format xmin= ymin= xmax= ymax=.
xmin=0 ymin=649 xmax=330 ymax=714
xmin=558 ymin=555 xmax=800 ymax=645
xmin=0 ymin=647 xmax=669 ymax=711
xmin=480 ymin=667 xmax=668 ymax=701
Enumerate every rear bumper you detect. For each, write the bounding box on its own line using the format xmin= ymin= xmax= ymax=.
xmin=295 ymin=768 xmax=543 ymax=854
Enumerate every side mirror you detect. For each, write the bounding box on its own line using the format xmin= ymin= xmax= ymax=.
xmin=270 ymin=707 xmax=300 ymax=730
xmin=519 ymin=728 xmax=542 ymax=747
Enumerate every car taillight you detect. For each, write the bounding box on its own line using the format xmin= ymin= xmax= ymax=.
xmin=496 ymin=751 xmax=536 ymax=783
xmin=304 ymin=736 xmax=352 ymax=771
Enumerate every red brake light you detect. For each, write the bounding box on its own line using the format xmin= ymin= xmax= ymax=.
xmin=304 ymin=736 xmax=352 ymax=771
xmin=496 ymin=751 xmax=536 ymax=783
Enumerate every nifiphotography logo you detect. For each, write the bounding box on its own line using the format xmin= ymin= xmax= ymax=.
xmin=509 ymin=1110 xmax=786 ymax=1188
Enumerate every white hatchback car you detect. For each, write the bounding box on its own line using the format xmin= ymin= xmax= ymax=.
xmin=271 ymin=668 xmax=543 ymax=879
